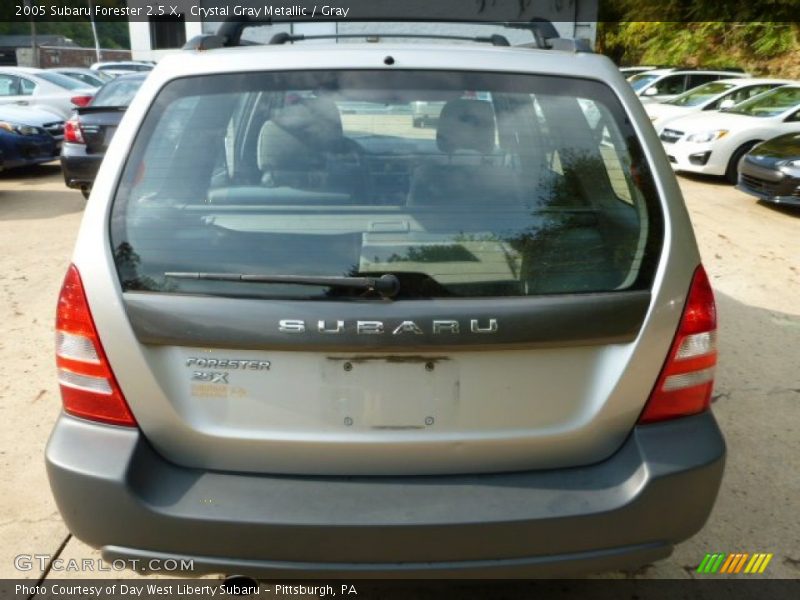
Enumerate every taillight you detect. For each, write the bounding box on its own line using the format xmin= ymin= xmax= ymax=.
xmin=639 ymin=266 xmax=717 ymax=424
xmin=70 ymin=95 xmax=93 ymax=107
xmin=63 ymin=118 xmax=84 ymax=144
xmin=55 ymin=265 xmax=136 ymax=426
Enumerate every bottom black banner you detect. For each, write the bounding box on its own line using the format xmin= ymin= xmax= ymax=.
xmin=2 ymin=579 xmax=798 ymax=600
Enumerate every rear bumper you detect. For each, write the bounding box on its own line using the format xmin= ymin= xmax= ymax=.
xmin=60 ymin=144 xmax=101 ymax=189
xmin=46 ymin=412 xmax=725 ymax=578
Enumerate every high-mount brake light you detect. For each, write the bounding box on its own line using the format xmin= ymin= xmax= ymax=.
xmin=55 ymin=265 xmax=136 ymax=426
xmin=639 ymin=266 xmax=717 ymax=423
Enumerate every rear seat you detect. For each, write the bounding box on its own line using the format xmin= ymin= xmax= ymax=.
xmin=211 ymin=97 xmax=365 ymax=205
xmin=407 ymin=99 xmax=522 ymax=207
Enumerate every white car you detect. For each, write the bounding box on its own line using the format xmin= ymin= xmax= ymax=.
xmin=659 ymin=85 xmax=800 ymax=182
xmin=0 ymin=67 xmax=96 ymax=119
xmin=646 ymin=78 xmax=793 ymax=131
xmin=89 ymin=61 xmax=154 ymax=78
xmin=629 ymin=68 xmax=749 ymax=104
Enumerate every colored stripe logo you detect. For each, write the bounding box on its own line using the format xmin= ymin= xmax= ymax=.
xmin=697 ymin=552 xmax=773 ymax=574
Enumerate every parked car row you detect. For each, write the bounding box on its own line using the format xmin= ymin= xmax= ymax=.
xmin=657 ymin=85 xmax=800 ymax=183
xmin=0 ymin=62 xmax=151 ymax=175
xmin=622 ymin=65 xmax=800 ymax=207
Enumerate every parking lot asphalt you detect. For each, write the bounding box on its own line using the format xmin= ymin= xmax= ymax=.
xmin=0 ymin=163 xmax=798 ymax=581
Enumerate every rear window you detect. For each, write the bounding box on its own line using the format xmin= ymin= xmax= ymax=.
xmin=36 ymin=71 xmax=86 ymax=91
xmin=92 ymin=78 xmax=144 ymax=107
xmin=100 ymin=64 xmax=152 ymax=72
xmin=110 ymin=70 xmax=662 ymax=300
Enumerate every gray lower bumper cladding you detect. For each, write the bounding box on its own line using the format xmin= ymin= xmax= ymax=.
xmin=46 ymin=412 xmax=725 ymax=578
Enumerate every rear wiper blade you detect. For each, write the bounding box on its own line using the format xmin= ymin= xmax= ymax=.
xmin=164 ymin=272 xmax=400 ymax=299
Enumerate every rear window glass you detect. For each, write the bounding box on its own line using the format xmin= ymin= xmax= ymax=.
xmin=111 ymin=70 xmax=662 ymax=300
xmin=92 ymin=78 xmax=144 ymax=107
xmin=36 ymin=71 xmax=85 ymax=91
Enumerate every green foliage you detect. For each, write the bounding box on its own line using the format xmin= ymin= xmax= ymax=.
xmin=0 ymin=1 xmax=130 ymax=49
xmin=0 ymin=21 xmax=129 ymax=50
xmin=598 ymin=15 xmax=799 ymax=77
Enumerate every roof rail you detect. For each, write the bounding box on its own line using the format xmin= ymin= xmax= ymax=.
xmin=267 ymin=32 xmax=511 ymax=46
xmin=183 ymin=34 xmax=226 ymax=51
xmin=182 ymin=17 xmax=589 ymax=53
xmin=505 ymin=18 xmax=592 ymax=52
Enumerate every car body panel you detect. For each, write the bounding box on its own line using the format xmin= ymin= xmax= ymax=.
xmin=66 ymin=43 xmax=701 ymax=475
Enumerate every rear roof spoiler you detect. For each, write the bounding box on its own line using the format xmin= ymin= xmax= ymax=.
xmin=183 ymin=18 xmax=592 ymax=53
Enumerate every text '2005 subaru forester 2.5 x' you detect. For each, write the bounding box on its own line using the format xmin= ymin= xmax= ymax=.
xmin=46 ymin=19 xmax=724 ymax=578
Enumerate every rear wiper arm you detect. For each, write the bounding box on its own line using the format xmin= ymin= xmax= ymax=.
xmin=164 ymin=272 xmax=400 ymax=299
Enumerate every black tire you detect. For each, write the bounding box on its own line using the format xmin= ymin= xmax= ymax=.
xmin=725 ymin=141 xmax=759 ymax=185
xmin=80 ymin=186 xmax=90 ymax=200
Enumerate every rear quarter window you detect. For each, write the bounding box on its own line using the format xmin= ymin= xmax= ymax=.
xmin=110 ymin=70 xmax=663 ymax=300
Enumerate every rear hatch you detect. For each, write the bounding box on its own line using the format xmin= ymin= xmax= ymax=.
xmin=99 ymin=67 xmax=668 ymax=475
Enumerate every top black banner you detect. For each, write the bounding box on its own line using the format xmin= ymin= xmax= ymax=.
xmin=1 ymin=0 xmax=799 ymax=23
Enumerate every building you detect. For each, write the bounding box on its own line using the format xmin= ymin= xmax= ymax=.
xmin=0 ymin=34 xmax=131 ymax=68
xmin=126 ymin=0 xmax=598 ymax=62
xmin=0 ymin=35 xmax=76 ymax=66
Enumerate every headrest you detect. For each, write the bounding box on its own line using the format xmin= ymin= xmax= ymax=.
xmin=258 ymin=96 xmax=343 ymax=171
xmin=436 ymin=99 xmax=496 ymax=154
xmin=272 ymin=96 xmax=343 ymax=149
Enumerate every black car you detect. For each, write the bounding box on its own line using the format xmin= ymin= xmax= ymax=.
xmin=60 ymin=73 xmax=146 ymax=198
xmin=737 ymin=132 xmax=800 ymax=207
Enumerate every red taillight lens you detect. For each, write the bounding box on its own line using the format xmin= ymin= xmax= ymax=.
xmin=639 ymin=266 xmax=717 ymax=424
xmin=70 ymin=95 xmax=93 ymax=107
xmin=63 ymin=118 xmax=85 ymax=144
xmin=55 ymin=265 xmax=136 ymax=426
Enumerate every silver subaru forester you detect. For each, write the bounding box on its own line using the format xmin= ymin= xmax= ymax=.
xmin=47 ymin=20 xmax=724 ymax=578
